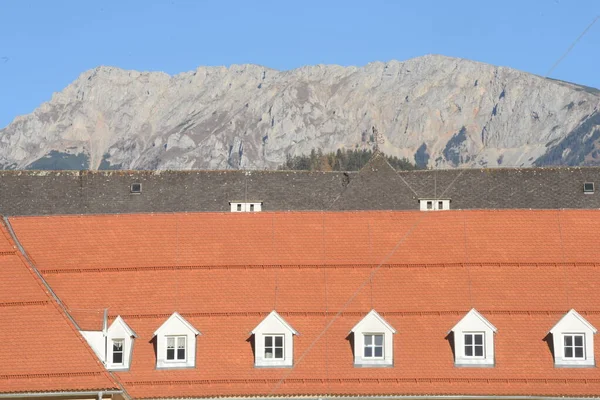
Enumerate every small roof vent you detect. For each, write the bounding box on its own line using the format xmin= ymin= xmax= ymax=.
xmin=583 ymin=182 xmax=594 ymax=194
xmin=130 ymin=183 xmax=142 ymax=194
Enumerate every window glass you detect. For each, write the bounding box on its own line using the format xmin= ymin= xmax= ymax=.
xmin=464 ymin=333 xmax=484 ymax=358
xmin=264 ymin=335 xmax=284 ymax=359
xmin=166 ymin=337 xmax=175 ymax=360
xmin=112 ymin=339 xmax=124 ymax=365
xmin=177 ymin=336 xmax=186 ymax=360
xmin=364 ymin=334 xmax=384 ymax=358
xmin=564 ymin=334 xmax=585 ymax=359
xmin=166 ymin=336 xmax=186 ymax=361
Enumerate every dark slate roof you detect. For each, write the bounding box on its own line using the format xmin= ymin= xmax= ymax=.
xmin=1 ymin=154 xmax=600 ymax=215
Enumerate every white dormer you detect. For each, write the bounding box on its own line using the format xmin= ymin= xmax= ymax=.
xmin=419 ymin=199 xmax=451 ymax=211
xmin=549 ymin=309 xmax=597 ymax=367
xmin=449 ymin=309 xmax=497 ymax=367
xmin=230 ymin=202 xmax=262 ymax=212
xmin=251 ymin=311 xmax=298 ymax=368
xmin=350 ymin=310 xmax=396 ymax=367
xmin=153 ymin=312 xmax=200 ymax=369
xmin=106 ymin=316 xmax=137 ymax=370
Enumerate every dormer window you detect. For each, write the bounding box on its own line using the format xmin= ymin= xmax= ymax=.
xmin=419 ymin=199 xmax=450 ymax=211
xmin=264 ymin=335 xmax=284 ymax=359
xmin=364 ymin=334 xmax=384 ymax=358
xmin=564 ymin=334 xmax=585 ymax=359
xmin=449 ymin=309 xmax=497 ymax=367
xmin=251 ymin=311 xmax=298 ymax=368
xmin=153 ymin=312 xmax=200 ymax=369
xmin=230 ymin=202 xmax=262 ymax=212
xmin=549 ymin=309 xmax=597 ymax=367
xmin=350 ymin=310 xmax=396 ymax=367
xmin=106 ymin=316 xmax=136 ymax=370
xmin=112 ymin=339 xmax=124 ymax=365
xmin=464 ymin=333 xmax=485 ymax=358
xmin=584 ymin=182 xmax=594 ymax=194
xmin=166 ymin=336 xmax=186 ymax=361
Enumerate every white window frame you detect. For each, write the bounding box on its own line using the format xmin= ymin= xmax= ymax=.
xmin=264 ymin=334 xmax=284 ymax=360
xmin=463 ymin=332 xmax=485 ymax=359
xmin=363 ymin=333 xmax=384 ymax=359
xmin=563 ymin=333 xmax=585 ymax=360
xmin=166 ymin=335 xmax=187 ymax=362
xmin=112 ymin=338 xmax=125 ymax=365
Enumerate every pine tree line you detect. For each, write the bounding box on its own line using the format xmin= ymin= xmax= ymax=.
xmin=279 ymin=149 xmax=419 ymax=172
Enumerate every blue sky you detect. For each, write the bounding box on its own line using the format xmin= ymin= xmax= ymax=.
xmin=0 ymin=0 xmax=598 ymax=128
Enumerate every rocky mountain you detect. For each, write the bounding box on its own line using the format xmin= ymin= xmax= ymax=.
xmin=1 ymin=55 xmax=599 ymax=170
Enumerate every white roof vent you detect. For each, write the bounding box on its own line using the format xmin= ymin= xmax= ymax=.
xmin=583 ymin=182 xmax=594 ymax=194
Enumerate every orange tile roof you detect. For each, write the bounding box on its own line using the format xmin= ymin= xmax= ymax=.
xmin=8 ymin=210 xmax=600 ymax=398
xmin=0 ymin=221 xmax=120 ymax=395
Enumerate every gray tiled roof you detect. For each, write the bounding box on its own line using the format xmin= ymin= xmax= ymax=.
xmin=1 ymin=154 xmax=600 ymax=216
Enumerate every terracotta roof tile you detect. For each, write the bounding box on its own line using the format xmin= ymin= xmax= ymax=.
xmin=8 ymin=210 xmax=600 ymax=398
xmin=0 ymin=221 xmax=119 ymax=395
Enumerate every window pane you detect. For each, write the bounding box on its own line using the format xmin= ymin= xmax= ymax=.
xmin=464 ymin=334 xmax=472 ymax=345
xmin=374 ymin=347 xmax=383 ymax=357
xmin=575 ymin=347 xmax=584 ymax=358
xmin=364 ymin=347 xmax=372 ymax=357
xmin=177 ymin=348 xmax=185 ymax=360
xmin=475 ymin=345 xmax=484 ymax=357
xmin=374 ymin=335 xmax=383 ymax=346
xmin=575 ymin=336 xmax=584 ymax=347
xmin=265 ymin=336 xmax=272 ymax=347
xmin=113 ymin=352 xmax=123 ymax=364
xmin=474 ymin=334 xmax=483 ymax=345
xmin=465 ymin=346 xmax=473 ymax=356
xmin=167 ymin=337 xmax=175 ymax=349
xmin=113 ymin=341 xmax=123 ymax=351
xmin=167 ymin=349 xmax=175 ymax=360
xmin=177 ymin=337 xmax=185 ymax=348
xmin=564 ymin=336 xmax=572 ymax=346
xmin=565 ymin=347 xmax=573 ymax=358
xmin=265 ymin=349 xmax=273 ymax=359
xmin=275 ymin=336 xmax=283 ymax=347
xmin=365 ymin=335 xmax=372 ymax=345
xmin=275 ymin=348 xmax=283 ymax=359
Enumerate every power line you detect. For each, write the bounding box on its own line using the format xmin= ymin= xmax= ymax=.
xmin=545 ymin=15 xmax=599 ymax=78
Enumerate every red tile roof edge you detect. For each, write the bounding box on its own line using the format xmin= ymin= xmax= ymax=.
xmin=0 ymin=217 xmax=122 ymax=393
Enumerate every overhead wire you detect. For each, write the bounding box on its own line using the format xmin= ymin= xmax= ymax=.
xmin=545 ymin=15 xmax=599 ymax=78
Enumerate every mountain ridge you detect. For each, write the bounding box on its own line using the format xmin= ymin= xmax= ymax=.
xmin=1 ymin=55 xmax=599 ymax=171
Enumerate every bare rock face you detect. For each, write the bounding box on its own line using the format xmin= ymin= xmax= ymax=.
xmin=1 ymin=55 xmax=599 ymax=170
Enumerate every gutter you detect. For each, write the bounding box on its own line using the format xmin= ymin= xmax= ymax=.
xmin=0 ymin=390 xmax=122 ymax=398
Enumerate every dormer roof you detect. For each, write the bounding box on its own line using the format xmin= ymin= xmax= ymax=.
xmin=549 ymin=309 xmax=597 ymax=334
xmin=109 ymin=315 xmax=137 ymax=338
xmin=153 ymin=312 xmax=200 ymax=337
xmin=350 ymin=309 xmax=396 ymax=334
xmin=252 ymin=310 xmax=298 ymax=335
xmin=449 ymin=308 xmax=497 ymax=334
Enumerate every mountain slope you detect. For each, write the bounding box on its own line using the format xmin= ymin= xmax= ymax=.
xmin=1 ymin=55 xmax=599 ymax=170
